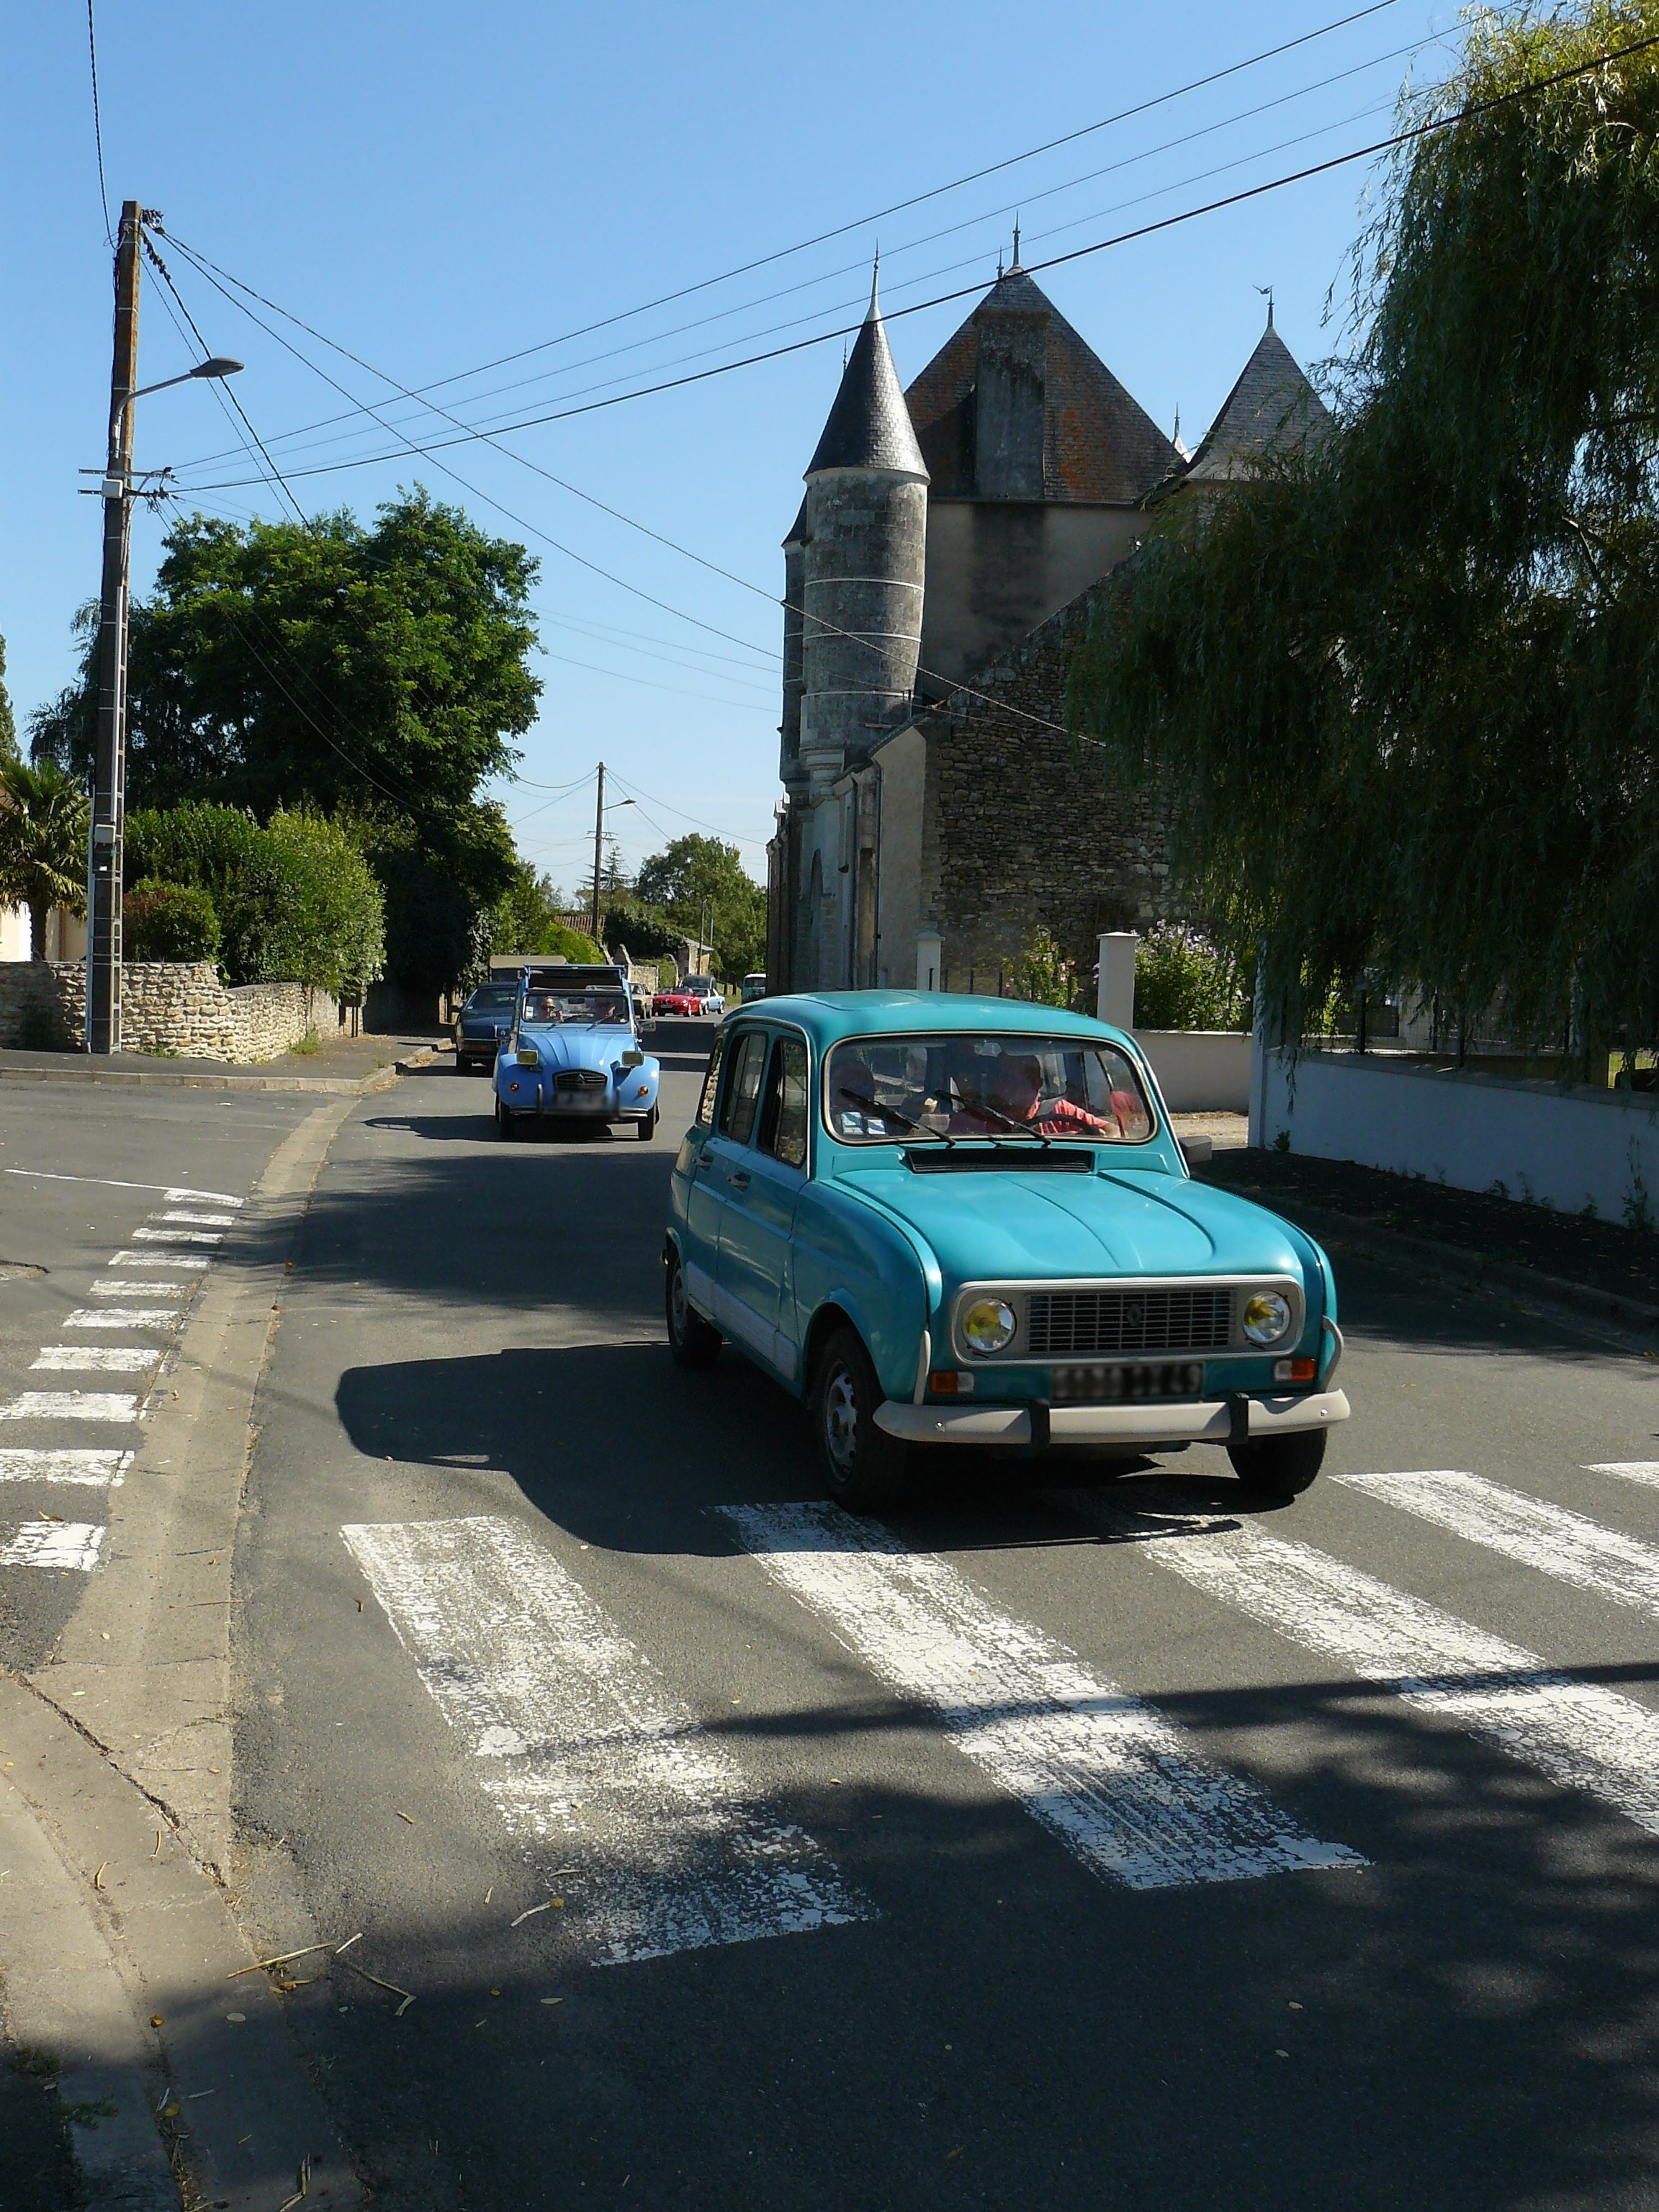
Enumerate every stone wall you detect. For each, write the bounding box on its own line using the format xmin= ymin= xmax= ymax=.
xmin=918 ymin=586 xmax=1173 ymax=982
xmin=0 ymin=962 xmax=338 ymax=1062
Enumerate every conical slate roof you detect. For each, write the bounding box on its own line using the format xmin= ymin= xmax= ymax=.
xmin=1179 ymin=321 xmax=1331 ymax=483
xmin=804 ymin=276 xmax=928 ymax=478
xmin=904 ymin=268 xmax=1177 ymax=503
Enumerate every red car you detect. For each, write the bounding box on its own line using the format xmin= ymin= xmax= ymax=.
xmin=652 ymin=984 xmax=703 ymax=1017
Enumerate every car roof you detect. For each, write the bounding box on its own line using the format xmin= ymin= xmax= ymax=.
xmin=723 ymin=990 xmax=1134 ymax=1049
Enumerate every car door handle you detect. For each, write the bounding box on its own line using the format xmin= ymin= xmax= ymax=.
xmin=727 ymin=1169 xmax=751 ymax=1191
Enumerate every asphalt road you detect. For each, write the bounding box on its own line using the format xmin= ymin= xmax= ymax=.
xmin=225 ymin=1034 xmax=1659 ymax=2212
xmin=0 ymin=1076 xmax=319 ymax=1675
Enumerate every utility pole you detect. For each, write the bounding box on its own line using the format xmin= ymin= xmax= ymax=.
xmin=590 ymin=760 xmax=606 ymax=941
xmin=88 ymin=200 xmax=143 ymax=1055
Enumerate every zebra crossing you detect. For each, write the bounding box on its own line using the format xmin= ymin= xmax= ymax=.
xmin=343 ymin=1455 xmax=1659 ymax=1968
xmin=0 ymin=1183 xmax=243 ymax=1580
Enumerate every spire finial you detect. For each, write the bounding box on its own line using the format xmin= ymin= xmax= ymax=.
xmin=1010 ymin=216 xmax=1022 ymax=272
xmin=869 ymin=246 xmax=880 ymax=315
xmin=1256 ymin=282 xmax=1274 ymax=328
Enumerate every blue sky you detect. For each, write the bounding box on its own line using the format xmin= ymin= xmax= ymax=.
xmin=4 ymin=1 xmax=1469 ymax=890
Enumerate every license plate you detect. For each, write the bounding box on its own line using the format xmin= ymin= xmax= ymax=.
xmin=1051 ymin=1362 xmax=1205 ymax=1403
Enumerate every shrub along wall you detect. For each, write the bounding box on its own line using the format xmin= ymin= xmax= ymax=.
xmin=0 ymin=961 xmax=338 ymax=1061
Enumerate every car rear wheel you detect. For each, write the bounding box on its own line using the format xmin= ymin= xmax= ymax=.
xmin=812 ymin=1326 xmax=912 ymax=1511
xmin=1226 ymin=1427 xmax=1326 ymax=1498
xmin=637 ymin=1107 xmax=658 ymax=1142
xmin=665 ymin=1250 xmax=721 ymax=1370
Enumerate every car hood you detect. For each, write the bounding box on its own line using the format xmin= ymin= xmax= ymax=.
xmin=837 ymin=1162 xmax=1311 ymax=1284
xmin=518 ymin=1025 xmax=644 ymax=1071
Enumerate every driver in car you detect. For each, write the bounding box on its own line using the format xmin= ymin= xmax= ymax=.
xmin=950 ymin=1052 xmax=1118 ymax=1138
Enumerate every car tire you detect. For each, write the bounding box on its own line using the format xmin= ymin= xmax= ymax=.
xmin=812 ymin=1326 xmax=912 ymax=1511
xmin=495 ymin=1097 xmax=516 ymax=1140
xmin=665 ymin=1250 xmax=721 ymax=1370
xmin=1226 ymin=1427 xmax=1326 ymax=1498
xmin=637 ymin=1107 xmax=658 ymax=1142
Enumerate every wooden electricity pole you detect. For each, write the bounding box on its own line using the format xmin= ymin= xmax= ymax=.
xmin=88 ymin=199 xmax=143 ymax=1054
xmin=590 ymin=760 xmax=606 ymax=940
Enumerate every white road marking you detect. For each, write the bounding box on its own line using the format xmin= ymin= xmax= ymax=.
xmin=0 ymin=1449 xmax=132 ymax=1488
xmin=0 ymin=1393 xmax=140 ymax=1423
xmin=130 ymin=1228 xmax=222 ymax=1246
xmin=64 ymin=1309 xmax=185 ymax=1331
xmin=108 ymin=1251 xmax=208 ymax=1271
xmin=1585 ymin=1463 xmax=1659 ymax=1487
xmin=150 ymin=1210 xmax=235 ymax=1228
xmin=1334 ymin=1468 xmax=1659 ymax=1617
xmin=718 ymin=1499 xmax=1362 ymax=1892
xmin=0 ymin=1521 xmax=105 ymax=1570
xmin=31 ymin=1346 xmax=161 ymax=1374
xmin=94 ymin=1281 xmax=192 ymax=1299
xmin=1088 ymin=1500 xmax=1659 ymax=1838
xmin=3 ymin=1169 xmax=241 ymax=1204
xmin=341 ymin=1515 xmax=873 ymax=1966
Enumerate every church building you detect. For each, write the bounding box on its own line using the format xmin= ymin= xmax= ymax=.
xmin=765 ymin=256 xmax=1328 ymax=995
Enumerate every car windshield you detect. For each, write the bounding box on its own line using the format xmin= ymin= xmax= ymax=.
xmin=520 ymin=989 xmax=631 ymax=1027
xmin=466 ymin=986 xmax=517 ymax=1010
xmin=824 ymin=1033 xmax=1155 ymax=1145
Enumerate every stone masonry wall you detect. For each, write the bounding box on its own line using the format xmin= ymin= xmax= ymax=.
xmin=919 ymin=586 xmax=1173 ymax=984
xmin=0 ymin=962 xmax=338 ymax=1061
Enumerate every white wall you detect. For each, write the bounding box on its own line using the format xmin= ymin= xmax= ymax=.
xmin=1252 ymin=1045 xmax=1659 ymax=1220
xmin=0 ymin=904 xmax=27 ymax=961
xmin=0 ymin=906 xmax=84 ymax=963
xmin=1136 ymin=1030 xmax=1251 ymax=1114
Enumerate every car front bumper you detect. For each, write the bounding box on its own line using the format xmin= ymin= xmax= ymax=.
xmin=873 ymin=1389 xmax=1350 ymax=1447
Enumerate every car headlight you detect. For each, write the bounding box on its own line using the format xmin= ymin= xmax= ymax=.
xmin=516 ymin=1048 xmax=539 ymax=1068
xmin=1241 ymin=1290 xmax=1292 ymax=1346
xmin=962 ymin=1297 xmax=1017 ymax=1355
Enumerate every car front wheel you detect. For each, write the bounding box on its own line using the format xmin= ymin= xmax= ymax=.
xmin=1226 ymin=1427 xmax=1326 ymax=1498
xmin=495 ymin=1097 xmax=516 ymax=1140
xmin=812 ymin=1326 xmax=912 ymax=1511
xmin=665 ymin=1250 xmax=721 ymax=1370
xmin=637 ymin=1106 xmax=659 ymax=1142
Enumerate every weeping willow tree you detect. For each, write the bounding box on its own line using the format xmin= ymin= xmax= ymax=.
xmin=1069 ymin=1 xmax=1659 ymax=1061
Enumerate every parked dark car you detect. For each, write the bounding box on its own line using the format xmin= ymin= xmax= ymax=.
xmin=453 ymin=981 xmax=519 ymax=1072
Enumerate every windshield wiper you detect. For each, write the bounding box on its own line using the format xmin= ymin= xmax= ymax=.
xmin=836 ymin=1086 xmax=955 ymax=1148
xmin=953 ymin=1091 xmax=1053 ymax=1147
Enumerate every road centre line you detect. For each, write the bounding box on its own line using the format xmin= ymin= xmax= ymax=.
xmin=341 ymin=1515 xmax=873 ymax=1966
xmin=0 ymin=1449 xmax=132 ymax=1487
xmin=3 ymin=1170 xmax=243 ymax=1205
xmin=718 ymin=1499 xmax=1364 ymax=1891
xmin=1082 ymin=1497 xmax=1659 ymax=1839
xmin=108 ymin=1251 xmax=208 ymax=1270
xmin=31 ymin=1346 xmax=161 ymax=1373
xmin=0 ymin=1392 xmax=140 ymax=1422
xmin=0 ymin=1521 xmax=105 ymax=1571
xmin=1333 ymin=1468 xmax=1659 ymax=1617
xmin=64 ymin=1308 xmax=187 ymax=1330
xmin=1585 ymin=1463 xmax=1659 ymax=1486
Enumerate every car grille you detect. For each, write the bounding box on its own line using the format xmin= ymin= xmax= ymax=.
xmin=1025 ymin=1286 xmax=1233 ymax=1357
xmin=554 ymin=1069 xmax=607 ymax=1092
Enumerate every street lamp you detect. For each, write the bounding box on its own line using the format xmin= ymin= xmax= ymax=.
xmin=87 ymin=197 xmax=246 ymax=1053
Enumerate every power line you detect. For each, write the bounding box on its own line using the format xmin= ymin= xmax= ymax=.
xmin=85 ymin=0 xmax=112 ymax=246
xmin=605 ymin=768 xmax=770 ymax=850
xmin=176 ymin=20 xmax=1659 ymax=490
xmin=540 ymin=647 xmax=776 ymax=711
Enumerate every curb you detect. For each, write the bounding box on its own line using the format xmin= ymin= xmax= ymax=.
xmin=0 ymin=1043 xmax=442 ymax=1096
xmin=3 ymin=1087 xmax=377 ymax=2208
xmin=1254 ymin=1190 xmax=1659 ymax=1339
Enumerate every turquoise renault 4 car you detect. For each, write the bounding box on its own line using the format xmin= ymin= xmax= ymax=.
xmin=664 ymin=991 xmax=1349 ymax=1507
xmin=493 ymin=963 xmax=661 ymax=1141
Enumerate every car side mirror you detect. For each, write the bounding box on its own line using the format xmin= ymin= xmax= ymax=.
xmin=1178 ymin=1133 xmax=1213 ymax=1168
xmin=622 ymin=1050 xmax=644 ymax=1068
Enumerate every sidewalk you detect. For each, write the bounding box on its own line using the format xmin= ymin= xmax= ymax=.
xmin=1200 ymin=1144 xmax=1659 ymax=1326
xmin=0 ymin=1030 xmax=446 ymax=1094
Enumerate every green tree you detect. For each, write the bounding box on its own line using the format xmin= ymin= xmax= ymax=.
xmin=123 ymin=879 xmax=221 ymax=963
xmin=1069 ymin=0 xmax=1659 ymax=1059
xmin=633 ymin=834 xmax=766 ymax=979
xmin=0 ymin=630 xmax=17 ymax=760
xmin=0 ymin=758 xmax=89 ymax=958
xmin=1132 ymin=925 xmax=1250 ymax=1030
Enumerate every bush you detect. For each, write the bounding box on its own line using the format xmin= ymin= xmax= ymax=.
xmin=1012 ymin=927 xmax=1081 ymax=1010
xmin=1133 ymin=924 xmax=1249 ymax=1031
xmin=127 ymin=802 xmax=384 ymax=997
xmin=122 ymin=878 xmax=220 ymax=962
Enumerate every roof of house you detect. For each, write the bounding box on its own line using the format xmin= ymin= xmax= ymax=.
xmin=902 ymin=267 xmax=1177 ymax=505
xmin=1175 ymin=320 xmax=1332 ymax=485
xmin=804 ymin=276 xmax=928 ymax=478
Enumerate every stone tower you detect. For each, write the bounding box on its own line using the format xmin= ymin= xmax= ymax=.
xmin=794 ymin=271 xmax=929 ymax=796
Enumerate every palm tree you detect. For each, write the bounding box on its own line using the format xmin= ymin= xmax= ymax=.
xmin=0 ymin=759 xmax=89 ymax=959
